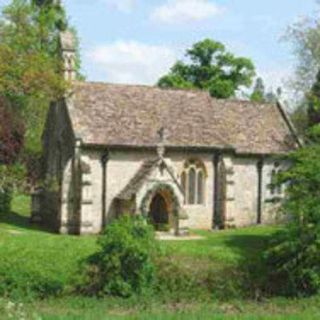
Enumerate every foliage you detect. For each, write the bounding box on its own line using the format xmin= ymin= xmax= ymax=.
xmin=265 ymin=141 xmax=320 ymax=296
xmin=82 ymin=215 xmax=159 ymax=297
xmin=0 ymin=0 xmax=67 ymax=102
xmin=0 ymin=164 xmax=26 ymax=211
xmin=250 ymin=77 xmax=282 ymax=103
xmin=0 ymin=0 xmax=83 ymax=188
xmin=0 ymin=99 xmax=24 ymax=165
xmin=0 ymin=189 xmax=12 ymax=214
xmin=290 ymin=103 xmax=309 ymax=138
xmin=250 ymin=77 xmax=266 ymax=103
xmin=306 ymin=69 xmax=320 ymax=127
xmin=284 ymin=8 xmax=320 ymax=97
xmin=158 ymin=39 xmax=255 ymax=99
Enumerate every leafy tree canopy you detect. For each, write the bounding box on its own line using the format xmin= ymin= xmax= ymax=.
xmin=0 ymin=0 xmax=81 ymax=188
xmin=0 ymin=0 xmax=67 ymax=102
xmin=307 ymin=69 xmax=320 ymax=127
xmin=158 ymin=39 xmax=256 ymax=99
xmin=284 ymin=3 xmax=320 ymax=98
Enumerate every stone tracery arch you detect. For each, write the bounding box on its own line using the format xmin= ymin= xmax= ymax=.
xmin=180 ymin=158 xmax=207 ymax=205
xmin=139 ymin=183 xmax=182 ymax=233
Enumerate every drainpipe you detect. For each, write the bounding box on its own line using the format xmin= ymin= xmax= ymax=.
xmin=213 ymin=153 xmax=221 ymax=229
xmin=257 ymin=158 xmax=264 ymax=225
xmin=101 ymin=150 xmax=109 ymax=230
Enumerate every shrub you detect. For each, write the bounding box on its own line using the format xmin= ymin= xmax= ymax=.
xmin=265 ymin=143 xmax=320 ymax=296
xmin=82 ymin=215 xmax=158 ymax=297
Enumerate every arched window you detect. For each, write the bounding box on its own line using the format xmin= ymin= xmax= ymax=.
xmin=197 ymin=171 xmax=204 ymax=205
xmin=188 ymin=168 xmax=196 ymax=204
xmin=181 ymin=171 xmax=187 ymax=204
xmin=180 ymin=159 xmax=206 ymax=205
xmin=270 ymin=169 xmax=276 ymax=195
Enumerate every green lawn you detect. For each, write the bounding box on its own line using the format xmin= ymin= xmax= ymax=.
xmin=0 ymin=195 xmax=319 ymax=319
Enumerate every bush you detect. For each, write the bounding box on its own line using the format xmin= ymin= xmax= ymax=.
xmin=82 ymin=215 xmax=158 ymax=297
xmin=264 ymin=143 xmax=320 ymax=296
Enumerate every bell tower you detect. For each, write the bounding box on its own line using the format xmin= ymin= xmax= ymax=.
xmin=59 ymin=30 xmax=76 ymax=81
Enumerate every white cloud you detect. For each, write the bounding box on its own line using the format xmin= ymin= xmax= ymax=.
xmin=151 ymin=0 xmax=223 ymax=24
xmin=102 ymin=0 xmax=137 ymax=13
xmin=87 ymin=41 xmax=177 ymax=85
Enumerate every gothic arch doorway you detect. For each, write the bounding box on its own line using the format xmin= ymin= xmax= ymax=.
xmin=149 ymin=193 xmax=169 ymax=228
xmin=140 ymin=183 xmax=182 ymax=233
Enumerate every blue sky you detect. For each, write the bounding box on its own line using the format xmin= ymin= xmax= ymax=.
xmin=1 ymin=0 xmax=318 ymax=92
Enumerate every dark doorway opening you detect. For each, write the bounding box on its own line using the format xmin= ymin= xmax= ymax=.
xmin=149 ymin=193 xmax=169 ymax=230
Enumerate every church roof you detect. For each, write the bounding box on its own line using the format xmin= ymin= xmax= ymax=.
xmin=68 ymin=81 xmax=300 ymax=155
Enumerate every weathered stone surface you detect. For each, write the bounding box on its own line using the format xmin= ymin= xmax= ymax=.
xmin=40 ymin=81 xmax=296 ymax=235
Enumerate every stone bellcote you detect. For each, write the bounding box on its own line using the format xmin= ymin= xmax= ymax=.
xmin=60 ymin=30 xmax=76 ymax=81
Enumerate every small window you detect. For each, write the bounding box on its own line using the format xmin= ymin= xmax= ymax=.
xmin=181 ymin=171 xmax=187 ymax=204
xmin=270 ymin=169 xmax=276 ymax=195
xmin=197 ymin=171 xmax=204 ymax=205
xmin=270 ymin=165 xmax=283 ymax=196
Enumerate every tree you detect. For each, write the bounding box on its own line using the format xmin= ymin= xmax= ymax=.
xmin=0 ymin=0 xmax=82 ymax=189
xmin=0 ymin=0 xmax=66 ymax=101
xmin=250 ymin=77 xmax=266 ymax=102
xmin=307 ymin=69 xmax=320 ymax=126
xmin=32 ymin=0 xmax=67 ymax=32
xmin=0 ymin=99 xmax=24 ymax=165
xmin=284 ymin=5 xmax=320 ymax=98
xmin=250 ymin=77 xmax=283 ymax=104
xmin=158 ymin=39 xmax=256 ymax=99
xmin=290 ymin=103 xmax=309 ymax=138
xmin=265 ymin=137 xmax=320 ymax=296
xmin=0 ymin=0 xmax=69 ymax=187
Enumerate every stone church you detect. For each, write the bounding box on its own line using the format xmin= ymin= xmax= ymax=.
xmin=32 ymin=31 xmax=301 ymax=235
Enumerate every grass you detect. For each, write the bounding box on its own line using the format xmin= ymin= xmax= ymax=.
xmin=0 ymin=195 xmax=319 ymax=319
xmin=1 ymin=295 xmax=320 ymax=319
xmin=0 ymin=195 xmax=98 ymax=300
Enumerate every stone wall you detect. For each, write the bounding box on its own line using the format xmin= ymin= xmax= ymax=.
xmin=77 ymin=149 xmax=215 ymax=231
xmin=59 ymin=146 xmax=284 ymax=234
xmin=41 ymin=100 xmax=75 ymax=231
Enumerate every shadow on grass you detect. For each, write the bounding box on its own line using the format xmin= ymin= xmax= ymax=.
xmin=224 ymin=233 xmax=272 ymax=261
xmin=0 ymin=211 xmax=55 ymax=234
xmin=222 ymin=232 xmax=275 ymax=298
